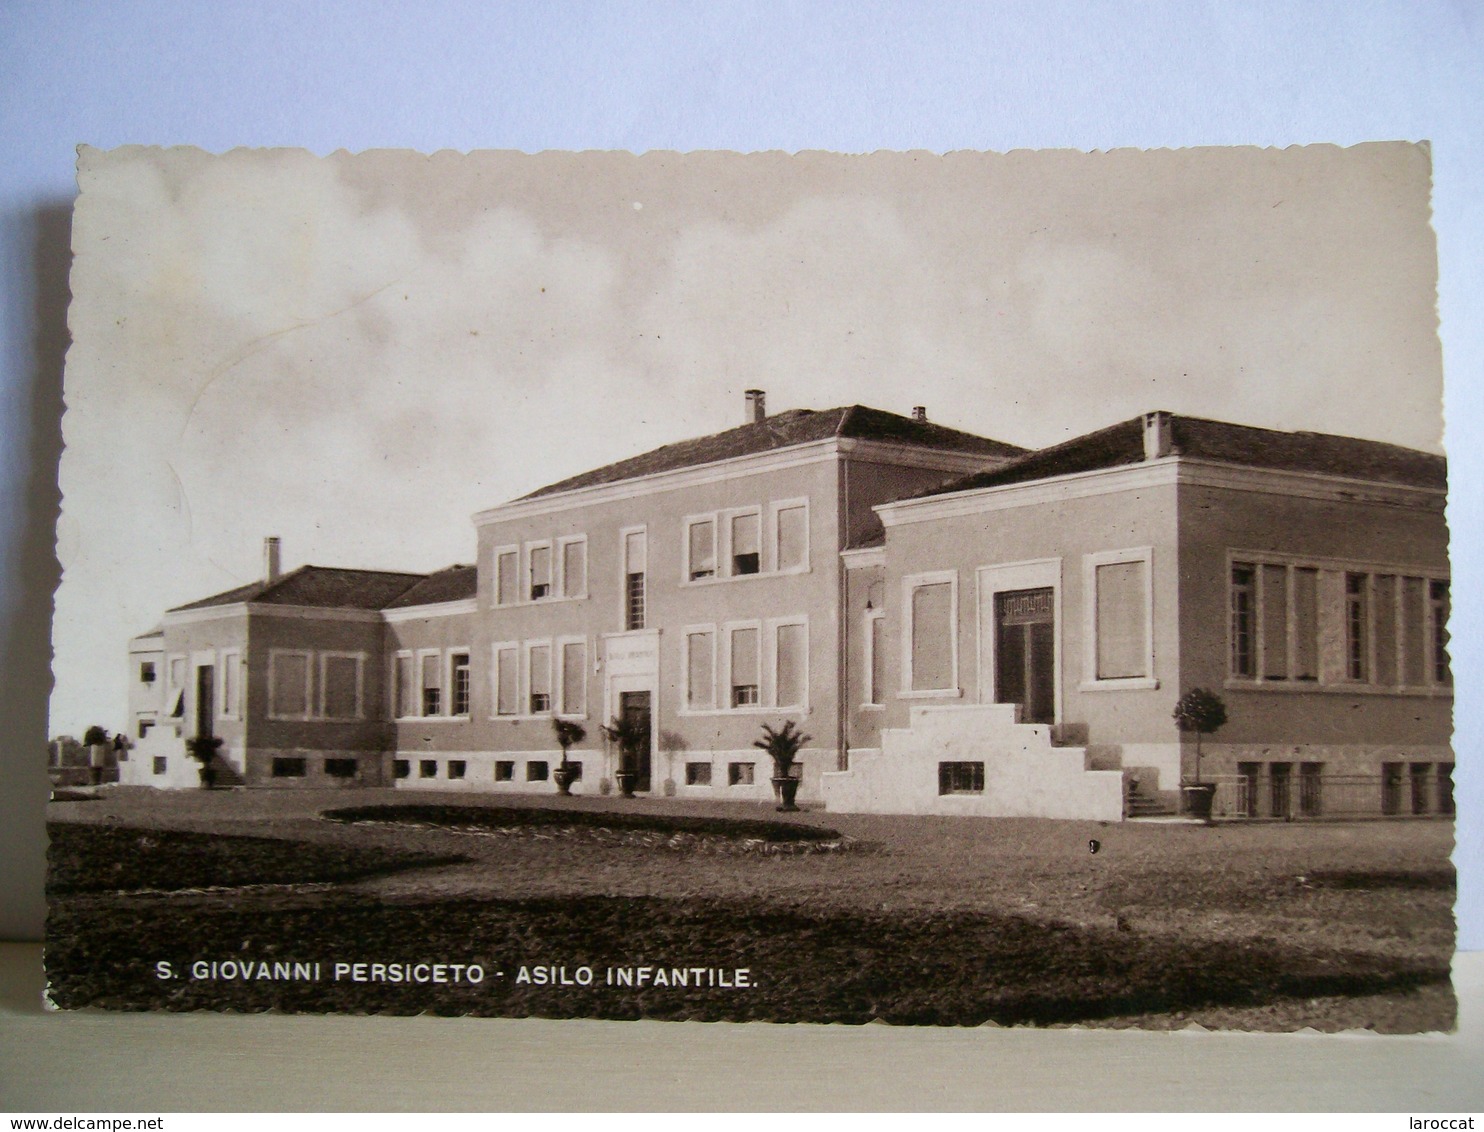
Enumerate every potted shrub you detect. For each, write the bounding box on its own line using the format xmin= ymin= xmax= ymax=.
xmin=601 ymin=716 xmax=647 ymax=798
xmin=1172 ymin=687 xmax=1227 ymax=822
xmin=551 ymin=718 xmax=586 ymax=796
xmin=186 ymin=735 xmax=224 ymax=790
xmin=754 ymin=720 xmax=811 ymax=812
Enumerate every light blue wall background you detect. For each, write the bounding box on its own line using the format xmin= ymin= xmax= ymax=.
xmin=2 ymin=1 xmax=1480 ymax=944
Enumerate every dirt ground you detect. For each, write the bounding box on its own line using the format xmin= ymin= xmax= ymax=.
xmin=44 ymin=786 xmax=1456 ymax=1030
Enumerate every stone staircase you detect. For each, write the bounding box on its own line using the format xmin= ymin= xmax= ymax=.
xmin=1123 ymin=768 xmax=1177 ymax=818
xmin=821 ymin=702 xmax=1124 ymax=821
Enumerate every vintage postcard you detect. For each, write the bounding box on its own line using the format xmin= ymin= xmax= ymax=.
xmin=44 ymin=145 xmax=1454 ymax=1029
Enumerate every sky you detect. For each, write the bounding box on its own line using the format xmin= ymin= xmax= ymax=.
xmin=51 ymin=142 xmax=1443 ymax=736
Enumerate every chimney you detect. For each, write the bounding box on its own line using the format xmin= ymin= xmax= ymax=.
xmin=744 ymin=388 xmax=766 ymax=424
xmin=263 ymin=537 xmax=282 ymax=583
xmin=912 ymin=406 xmax=927 ymax=422
xmin=1142 ymin=411 xmax=1173 ymax=461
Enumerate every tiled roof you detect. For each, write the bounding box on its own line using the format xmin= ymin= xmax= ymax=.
xmin=384 ymin=564 xmax=478 ymax=609
xmin=169 ymin=566 xmax=427 ymax=613
xmin=919 ymin=414 xmax=1446 ymax=498
xmin=521 ymin=405 xmax=1026 ymax=499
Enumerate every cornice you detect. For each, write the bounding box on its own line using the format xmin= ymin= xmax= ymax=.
xmin=381 ymin=598 xmax=480 ymax=623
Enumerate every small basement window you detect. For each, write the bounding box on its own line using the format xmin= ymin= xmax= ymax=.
xmin=419 ymin=759 xmax=437 ymax=779
xmin=938 ymin=761 xmax=984 ymax=795
xmin=495 ymin=760 xmax=515 ymax=782
xmin=526 ymin=761 xmax=549 ymax=782
xmin=272 ymin=757 xmax=307 ymax=778
xmin=448 ymin=760 xmax=467 ymax=780
xmin=394 ymin=759 xmax=410 ymax=779
xmin=685 ymin=762 xmax=712 ymax=786
xmin=324 ymin=757 xmax=357 ymax=778
xmin=728 ymin=762 xmax=755 ymax=786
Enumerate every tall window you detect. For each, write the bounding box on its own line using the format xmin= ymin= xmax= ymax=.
xmin=449 ymin=652 xmax=471 ymax=717
xmin=687 ymin=519 xmax=716 ymax=580
xmin=1345 ymin=573 xmax=1368 ymax=681
xmin=420 ymin=652 xmax=441 ymax=716
xmin=560 ymin=641 xmax=585 ymax=715
xmin=687 ymin=630 xmax=715 ymax=709
xmin=493 ymin=644 xmax=518 ymax=716
xmin=775 ymin=504 xmax=807 ymax=572
xmin=907 ymin=577 xmax=955 ymax=693
xmin=730 ymin=627 xmax=760 ymax=706
xmin=529 ymin=644 xmax=551 ymax=713
xmin=394 ymin=653 xmax=414 ymax=718
xmin=322 ymin=654 xmax=360 ymax=719
xmin=865 ymin=609 xmax=885 ymax=706
xmin=1230 ymin=561 xmax=1318 ymax=683
xmin=220 ymin=652 xmax=240 ymax=718
xmin=730 ymin=512 xmax=760 ymax=575
xmin=1230 ymin=565 xmax=1255 ymax=678
xmin=560 ymin=538 xmax=586 ymax=598
xmin=495 ymin=548 xmax=519 ymax=605
xmin=1431 ymin=580 xmax=1451 ymax=685
xmin=270 ymin=651 xmax=310 ymax=718
xmin=1092 ymin=557 xmax=1148 ymax=680
xmin=774 ymin=621 xmax=806 ymax=708
xmin=528 ymin=544 xmax=552 ymax=601
xmin=624 ymin=530 xmax=646 ymax=630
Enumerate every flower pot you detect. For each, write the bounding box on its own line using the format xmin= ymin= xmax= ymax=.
xmin=553 ymin=764 xmax=578 ymax=796
xmin=772 ymin=775 xmax=801 ymax=813
xmin=1181 ymin=783 xmax=1217 ymax=823
xmin=615 ymin=770 xmax=637 ymax=798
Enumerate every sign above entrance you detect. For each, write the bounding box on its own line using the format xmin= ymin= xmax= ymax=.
xmin=604 ymin=632 xmax=659 ymax=678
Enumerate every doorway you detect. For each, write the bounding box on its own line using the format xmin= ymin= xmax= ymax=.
xmin=618 ymin=690 xmax=652 ymax=792
xmin=995 ymin=587 xmax=1055 ymax=725
xmin=195 ymin=664 xmax=215 ymax=740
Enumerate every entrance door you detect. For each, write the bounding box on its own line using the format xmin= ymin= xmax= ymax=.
xmin=618 ymin=690 xmax=652 ymax=792
xmin=995 ymin=588 xmax=1055 ymax=725
xmin=195 ymin=665 xmax=215 ymax=740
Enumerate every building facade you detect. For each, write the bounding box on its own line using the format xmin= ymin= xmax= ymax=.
xmin=122 ymin=399 xmax=1451 ymax=820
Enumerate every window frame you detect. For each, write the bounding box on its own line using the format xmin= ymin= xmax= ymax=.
xmin=769 ymin=497 xmax=811 ymax=574
xmin=491 ymin=641 xmax=520 ymax=718
xmin=446 ymin=648 xmax=472 ymax=719
xmin=217 ymin=649 xmax=242 ymax=721
xmin=862 ymin=607 xmax=886 ymax=709
xmin=901 ymin=570 xmax=960 ymax=698
xmin=1080 ymin=547 xmax=1158 ymax=691
xmin=556 ymin=535 xmax=589 ymax=599
xmin=769 ymin=616 xmax=810 ymax=710
xmin=526 ymin=638 xmax=554 ymax=716
xmin=391 ymin=650 xmax=415 ymax=720
xmin=493 ymin=544 xmax=520 ymax=607
xmin=525 ymin=539 xmax=554 ymax=602
xmin=318 ymin=650 xmax=366 ymax=721
xmin=416 ymin=648 xmax=443 ymax=717
xmin=682 ymin=625 xmax=718 ymax=712
xmin=723 ymin=619 xmax=764 ymax=711
xmin=556 ymin=635 xmax=587 ymax=718
xmin=683 ymin=515 xmax=719 ymax=582
xmin=266 ymin=648 xmax=314 ymax=721
xmin=723 ymin=506 xmax=764 ymax=578
xmin=621 ymin=525 xmax=647 ymax=630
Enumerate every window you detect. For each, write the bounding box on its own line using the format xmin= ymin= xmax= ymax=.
xmin=495 ymin=760 xmax=515 ymax=782
xmin=1410 ymin=763 xmax=1431 ymax=815
xmin=1431 ymin=581 xmax=1451 ymax=685
xmin=1300 ymin=762 xmax=1323 ymax=816
xmin=1382 ymin=762 xmax=1404 ymax=815
xmin=624 ymin=529 xmax=646 ymax=630
xmin=938 ymin=761 xmax=985 ymax=795
xmin=138 ymin=720 xmax=153 ymax=740
xmin=775 ymin=504 xmax=807 ymax=572
xmin=774 ymin=621 xmax=806 ymax=708
xmin=324 ymin=757 xmax=357 ymax=778
xmin=685 ymin=762 xmax=712 ymax=786
xmin=730 ymin=512 xmax=760 ymax=575
xmin=269 ymin=651 xmax=310 ymax=718
xmin=560 ymin=537 xmax=587 ymax=598
xmin=495 ymin=547 xmax=519 ymax=605
xmin=1439 ymin=763 xmax=1455 ymax=816
xmin=528 ymin=543 xmax=552 ymax=600
xmin=152 ymin=756 xmax=167 ymax=775
xmin=139 ymin=662 xmax=156 ymax=684
xmin=1292 ymin=568 xmax=1319 ymax=680
xmin=420 ymin=652 xmax=442 ymax=716
xmin=905 ymin=573 xmax=957 ymax=693
xmin=730 ymin=626 xmax=760 ymax=706
xmin=1230 ymin=565 xmax=1255 ymax=678
xmin=528 ymin=643 xmax=552 ymax=714
xmin=220 ymin=651 xmax=240 ymax=719
xmin=686 ymin=630 xmax=715 ymax=709
xmin=393 ymin=653 xmax=415 ymax=718
xmin=449 ymin=652 xmax=471 ymax=716
xmin=687 ymin=519 xmax=717 ymax=580
xmin=1345 ymin=573 xmax=1368 ymax=681
xmin=1270 ymin=762 xmax=1292 ymax=817
xmin=526 ymin=761 xmax=549 ymax=782
xmin=728 ymin=761 xmax=755 ymax=786
xmin=865 ymin=610 xmax=885 ymax=706
xmin=1237 ymin=762 xmax=1260 ymax=818
xmin=321 ymin=654 xmax=361 ymax=719
xmin=493 ymin=644 xmax=518 ymax=716
xmin=272 ymin=757 xmax=307 ymax=778
xmin=394 ymin=759 xmax=410 ymax=779
xmin=448 ymin=760 xmax=467 ymax=780
xmin=560 ymin=640 xmax=586 ymax=715
xmin=168 ymin=656 xmax=186 ymax=691
xmin=419 ymin=759 xmax=437 ymax=778
xmin=1086 ymin=550 xmax=1151 ymax=683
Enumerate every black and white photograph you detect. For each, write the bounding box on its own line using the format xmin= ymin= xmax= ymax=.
xmin=43 ymin=142 xmax=1454 ymax=1032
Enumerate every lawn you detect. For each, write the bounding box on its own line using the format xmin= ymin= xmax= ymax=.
xmin=43 ymin=789 xmax=1456 ymax=1029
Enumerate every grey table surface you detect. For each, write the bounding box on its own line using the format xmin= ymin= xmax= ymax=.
xmin=2 ymin=943 xmax=1481 ymax=1112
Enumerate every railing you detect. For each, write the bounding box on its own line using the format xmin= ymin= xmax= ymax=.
xmin=1204 ymin=770 xmax=1455 ymax=820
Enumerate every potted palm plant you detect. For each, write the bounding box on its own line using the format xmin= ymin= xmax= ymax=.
xmin=754 ymin=720 xmax=811 ymax=812
xmin=551 ymin=718 xmax=585 ymax=796
xmin=1172 ymin=687 xmax=1227 ymax=823
xmin=601 ymin=715 xmax=647 ymax=798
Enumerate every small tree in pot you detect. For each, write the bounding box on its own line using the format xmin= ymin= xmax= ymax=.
xmin=551 ymin=718 xmax=586 ymax=796
xmin=754 ymin=720 xmax=811 ymax=813
xmin=1172 ymin=687 xmax=1227 ymax=822
xmin=186 ymin=735 xmax=224 ymax=789
xmin=601 ymin=716 xmax=647 ymax=798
